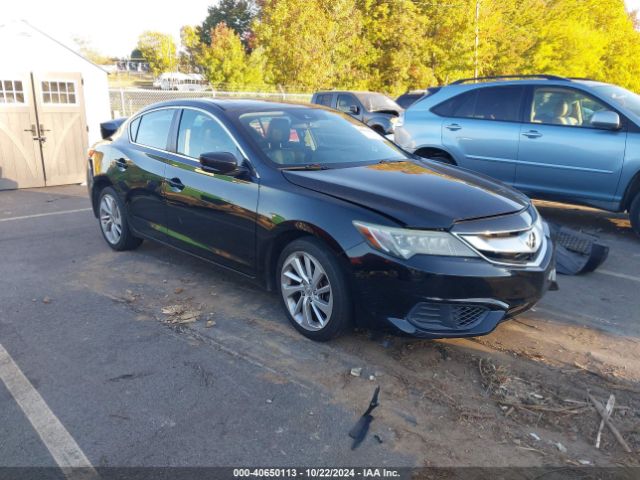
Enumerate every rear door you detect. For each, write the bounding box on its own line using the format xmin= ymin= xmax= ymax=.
xmin=125 ymin=107 xmax=177 ymax=240
xmin=163 ymin=108 xmax=259 ymax=275
xmin=438 ymin=85 xmax=525 ymax=184
xmin=515 ymin=86 xmax=626 ymax=202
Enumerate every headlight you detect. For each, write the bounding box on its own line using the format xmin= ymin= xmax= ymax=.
xmin=353 ymin=221 xmax=478 ymax=259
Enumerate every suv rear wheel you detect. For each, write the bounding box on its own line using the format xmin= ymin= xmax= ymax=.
xmin=277 ymin=237 xmax=352 ymax=341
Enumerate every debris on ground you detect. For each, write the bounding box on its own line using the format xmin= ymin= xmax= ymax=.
xmin=42 ymin=296 xmax=52 ymax=304
xmin=595 ymin=394 xmax=615 ymax=449
xmin=174 ymin=287 xmax=184 ymax=294
xmin=549 ymin=223 xmax=609 ymax=275
xmin=348 ymin=386 xmax=380 ymax=450
xmin=588 ymin=393 xmax=632 ymax=453
xmin=205 ymin=319 xmax=216 ymax=328
xmin=350 ymin=367 xmax=362 ymax=377
xmin=161 ymin=304 xmax=201 ymax=324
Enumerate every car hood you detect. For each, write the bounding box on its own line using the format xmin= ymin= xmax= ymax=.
xmin=282 ymin=161 xmax=529 ymax=229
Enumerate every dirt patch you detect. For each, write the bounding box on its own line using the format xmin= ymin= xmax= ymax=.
xmin=78 ymin=249 xmax=640 ymax=467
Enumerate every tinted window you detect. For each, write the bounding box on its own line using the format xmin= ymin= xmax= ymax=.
xmin=432 ymin=86 xmax=523 ymax=122
xmin=432 ymin=91 xmax=476 ymax=118
xmin=315 ymin=94 xmax=332 ymax=107
xmin=177 ymin=109 xmax=240 ymax=159
xmin=531 ymin=87 xmax=608 ymax=127
xmin=474 ymin=86 xmax=523 ymax=121
xmin=337 ymin=94 xmax=357 ymax=112
xmin=135 ymin=109 xmax=175 ymax=149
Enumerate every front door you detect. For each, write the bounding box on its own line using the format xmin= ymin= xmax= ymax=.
xmin=164 ymin=108 xmax=259 ymax=275
xmin=0 ymin=74 xmax=45 ymax=189
xmin=515 ymin=86 xmax=626 ymax=203
xmin=32 ymin=72 xmax=88 ymax=186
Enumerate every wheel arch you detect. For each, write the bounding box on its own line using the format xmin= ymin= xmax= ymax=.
xmin=263 ymin=221 xmax=347 ymax=291
xmin=91 ymin=175 xmax=113 ymax=217
xmin=414 ymin=146 xmax=457 ymax=165
xmin=621 ymin=169 xmax=640 ymax=211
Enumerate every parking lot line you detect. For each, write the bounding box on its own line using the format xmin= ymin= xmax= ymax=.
xmin=596 ymin=269 xmax=640 ymax=283
xmin=0 ymin=208 xmax=92 ymax=223
xmin=0 ymin=343 xmax=96 ymax=477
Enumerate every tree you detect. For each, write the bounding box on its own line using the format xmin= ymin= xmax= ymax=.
xmin=254 ymin=0 xmax=367 ymax=91
xmin=200 ymin=0 xmax=259 ymax=47
xmin=73 ymin=37 xmax=111 ymax=65
xmin=137 ymin=31 xmax=178 ymax=76
xmin=183 ymin=23 xmax=266 ymax=90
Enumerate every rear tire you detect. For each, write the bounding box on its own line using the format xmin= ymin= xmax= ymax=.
xmin=98 ymin=187 xmax=143 ymax=251
xmin=276 ymin=237 xmax=352 ymax=341
xmin=630 ymin=193 xmax=640 ymax=236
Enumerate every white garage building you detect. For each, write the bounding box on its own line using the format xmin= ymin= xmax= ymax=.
xmin=0 ymin=20 xmax=110 ymax=190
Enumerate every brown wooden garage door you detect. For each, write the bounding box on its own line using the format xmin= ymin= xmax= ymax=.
xmin=0 ymin=72 xmax=88 ymax=190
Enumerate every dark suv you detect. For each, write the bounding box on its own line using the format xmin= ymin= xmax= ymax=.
xmin=88 ymin=99 xmax=554 ymax=341
xmin=311 ymin=91 xmax=402 ymax=136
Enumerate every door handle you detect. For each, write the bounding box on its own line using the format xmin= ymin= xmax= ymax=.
xmin=522 ymin=130 xmax=543 ymax=139
xmin=115 ymin=158 xmax=128 ymax=170
xmin=167 ymin=177 xmax=185 ymax=191
xmin=445 ymin=123 xmax=462 ymax=131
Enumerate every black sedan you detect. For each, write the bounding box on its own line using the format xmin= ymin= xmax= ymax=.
xmin=88 ymin=99 xmax=555 ymax=341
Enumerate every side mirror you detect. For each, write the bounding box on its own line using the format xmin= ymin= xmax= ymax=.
xmin=590 ymin=110 xmax=621 ymax=130
xmin=199 ymin=151 xmax=239 ymax=175
xmin=349 ymin=105 xmax=360 ymax=115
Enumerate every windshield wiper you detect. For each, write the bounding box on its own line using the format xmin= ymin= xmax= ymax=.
xmin=280 ymin=163 xmax=329 ymax=171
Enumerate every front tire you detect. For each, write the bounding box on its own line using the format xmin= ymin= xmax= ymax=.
xmin=98 ymin=187 xmax=143 ymax=251
xmin=630 ymin=193 xmax=640 ymax=236
xmin=277 ymin=237 xmax=352 ymax=341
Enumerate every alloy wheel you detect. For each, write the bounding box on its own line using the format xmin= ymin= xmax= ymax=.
xmin=280 ymin=251 xmax=333 ymax=331
xmin=99 ymin=194 xmax=123 ymax=245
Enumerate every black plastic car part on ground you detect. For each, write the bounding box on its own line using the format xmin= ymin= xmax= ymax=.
xmin=88 ymin=99 xmax=555 ymax=341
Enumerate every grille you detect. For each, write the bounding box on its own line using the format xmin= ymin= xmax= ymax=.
xmin=407 ymin=302 xmax=489 ymax=331
xmin=452 ymin=305 xmax=488 ymax=328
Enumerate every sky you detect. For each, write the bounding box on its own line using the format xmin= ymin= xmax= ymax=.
xmin=4 ymin=0 xmax=213 ymax=57
xmin=4 ymin=0 xmax=640 ymax=58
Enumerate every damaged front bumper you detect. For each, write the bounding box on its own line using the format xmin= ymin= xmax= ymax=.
xmin=346 ymin=240 xmax=555 ymax=338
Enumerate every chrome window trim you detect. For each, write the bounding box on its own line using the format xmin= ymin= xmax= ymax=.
xmin=127 ymin=105 xmax=256 ymax=177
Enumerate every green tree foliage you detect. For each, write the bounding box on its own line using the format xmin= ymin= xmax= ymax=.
xmin=200 ymin=0 xmax=259 ymax=47
xmin=181 ymin=0 xmax=640 ymax=94
xmin=183 ymin=23 xmax=267 ymax=90
xmin=137 ymin=31 xmax=177 ymax=76
xmin=254 ymin=0 xmax=367 ymax=91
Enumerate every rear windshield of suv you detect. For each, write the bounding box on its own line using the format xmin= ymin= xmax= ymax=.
xmin=592 ymin=85 xmax=640 ymax=117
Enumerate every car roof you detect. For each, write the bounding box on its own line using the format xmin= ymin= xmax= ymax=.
xmin=137 ymin=98 xmax=322 ymax=115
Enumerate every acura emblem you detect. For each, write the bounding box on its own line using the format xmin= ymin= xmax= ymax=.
xmin=525 ymin=231 xmax=537 ymax=250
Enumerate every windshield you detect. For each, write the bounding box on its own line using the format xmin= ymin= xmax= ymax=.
xmin=592 ymin=85 xmax=640 ymax=117
xmin=354 ymin=93 xmax=401 ymax=112
xmin=237 ymin=108 xmax=407 ymax=167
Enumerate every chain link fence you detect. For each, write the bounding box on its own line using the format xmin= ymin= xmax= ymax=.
xmin=109 ymin=88 xmax=312 ymax=118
